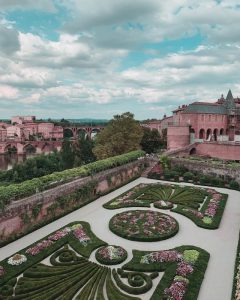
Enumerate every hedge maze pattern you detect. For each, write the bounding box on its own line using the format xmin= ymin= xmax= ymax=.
xmin=0 ymin=221 xmax=209 ymax=300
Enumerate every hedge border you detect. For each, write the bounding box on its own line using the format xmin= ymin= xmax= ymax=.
xmin=0 ymin=150 xmax=145 ymax=209
xmin=231 ymin=231 xmax=240 ymax=300
xmin=171 ymin=193 xmax=228 ymax=230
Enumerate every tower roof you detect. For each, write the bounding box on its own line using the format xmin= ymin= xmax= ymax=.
xmin=225 ymin=89 xmax=235 ymax=109
xmin=226 ymin=89 xmax=233 ymax=101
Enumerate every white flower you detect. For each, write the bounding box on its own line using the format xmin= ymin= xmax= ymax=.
xmin=8 ymin=254 xmax=27 ymax=266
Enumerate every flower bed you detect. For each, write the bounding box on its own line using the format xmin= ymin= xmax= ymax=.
xmin=95 ymin=245 xmax=127 ymax=265
xmin=0 ymin=219 xmax=211 ymax=299
xmin=123 ymin=245 xmax=210 ymax=300
xmin=109 ymin=210 xmax=179 ymax=242
xmin=0 ymin=221 xmax=106 ymax=287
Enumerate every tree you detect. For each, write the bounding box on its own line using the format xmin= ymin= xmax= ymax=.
xmin=140 ymin=127 xmax=162 ymax=153
xmin=73 ymin=136 xmax=96 ymax=166
xmin=61 ymin=140 xmax=75 ymax=169
xmin=93 ymin=112 xmax=143 ymax=159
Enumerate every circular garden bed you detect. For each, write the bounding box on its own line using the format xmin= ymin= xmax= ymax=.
xmin=109 ymin=210 xmax=179 ymax=242
xmin=95 ymin=245 xmax=127 ymax=265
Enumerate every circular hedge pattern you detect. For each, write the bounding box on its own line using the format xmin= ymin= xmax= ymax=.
xmin=109 ymin=210 xmax=179 ymax=242
xmin=95 ymin=245 xmax=127 ymax=265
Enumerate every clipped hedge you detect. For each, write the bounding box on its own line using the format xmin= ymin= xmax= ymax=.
xmin=123 ymin=245 xmax=210 ymax=300
xmin=171 ymin=193 xmax=228 ymax=230
xmin=0 ymin=150 xmax=145 ymax=209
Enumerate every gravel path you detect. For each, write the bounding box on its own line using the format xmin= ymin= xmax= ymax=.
xmin=1 ymin=177 xmax=239 ymax=300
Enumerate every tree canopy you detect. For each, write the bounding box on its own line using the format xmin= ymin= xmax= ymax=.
xmin=93 ymin=112 xmax=143 ymax=159
xmin=140 ymin=127 xmax=163 ymax=153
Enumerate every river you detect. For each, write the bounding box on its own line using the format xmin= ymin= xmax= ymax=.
xmin=0 ymin=153 xmax=37 ymax=171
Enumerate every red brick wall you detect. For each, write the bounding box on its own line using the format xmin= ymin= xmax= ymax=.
xmin=167 ymin=126 xmax=190 ymax=150
xmin=196 ymin=142 xmax=240 ymax=160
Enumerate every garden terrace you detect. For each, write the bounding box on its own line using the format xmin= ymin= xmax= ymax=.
xmin=0 ymin=221 xmax=208 ymax=300
xmin=0 ymin=177 xmax=239 ymax=300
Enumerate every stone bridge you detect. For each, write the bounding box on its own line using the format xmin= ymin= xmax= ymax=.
xmin=0 ymin=141 xmax=62 ymax=155
xmin=63 ymin=125 xmax=105 ymax=139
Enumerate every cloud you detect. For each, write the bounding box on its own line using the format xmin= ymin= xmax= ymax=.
xmin=61 ymin=0 xmax=240 ymax=49
xmin=62 ymin=0 xmax=159 ymax=32
xmin=0 ymin=0 xmax=239 ymax=119
xmin=0 ymin=25 xmax=20 ymax=54
xmin=0 ymin=84 xmax=18 ymax=99
xmin=0 ymin=0 xmax=56 ymax=12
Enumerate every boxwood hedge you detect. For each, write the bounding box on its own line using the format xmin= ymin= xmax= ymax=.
xmin=0 ymin=150 xmax=145 ymax=209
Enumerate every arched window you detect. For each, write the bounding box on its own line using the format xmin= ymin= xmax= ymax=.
xmin=206 ymin=129 xmax=212 ymax=140
xmin=220 ymin=128 xmax=224 ymax=135
xmin=199 ymin=129 xmax=205 ymax=139
xmin=213 ymin=129 xmax=218 ymax=141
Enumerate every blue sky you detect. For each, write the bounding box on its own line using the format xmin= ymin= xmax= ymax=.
xmin=0 ymin=0 xmax=239 ymax=120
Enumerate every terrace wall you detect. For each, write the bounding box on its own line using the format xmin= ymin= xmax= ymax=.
xmin=0 ymin=159 xmax=146 ymax=244
xmin=170 ymin=157 xmax=240 ymax=184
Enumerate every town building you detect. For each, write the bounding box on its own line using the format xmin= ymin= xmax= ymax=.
xmin=0 ymin=117 xmax=63 ymax=142
xmin=144 ymin=90 xmax=240 ymax=160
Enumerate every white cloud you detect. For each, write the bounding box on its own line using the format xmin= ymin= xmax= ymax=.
xmin=0 ymin=84 xmax=18 ymax=99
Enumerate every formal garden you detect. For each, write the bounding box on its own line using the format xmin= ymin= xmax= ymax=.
xmin=0 ymin=178 xmax=239 ymax=300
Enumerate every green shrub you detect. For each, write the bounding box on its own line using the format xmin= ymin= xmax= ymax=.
xmin=229 ymin=180 xmax=239 ymax=190
xmin=183 ymin=172 xmax=194 ymax=181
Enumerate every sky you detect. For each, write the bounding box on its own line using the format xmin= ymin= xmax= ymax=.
xmin=0 ymin=0 xmax=239 ymax=120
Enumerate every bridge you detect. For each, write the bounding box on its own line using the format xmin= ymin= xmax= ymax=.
xmin=63 ymin=125 xmax=105 ymax=139
xmin=0 ymin=141 xmax=62 ymax=155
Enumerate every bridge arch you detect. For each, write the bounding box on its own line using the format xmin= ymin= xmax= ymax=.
xmin=77 ymin=128 xmax=87 ymax=139
xmin=23 ymin=143 xmax=37 ymax=154
xmin=63 ymin=128 xmax=74 ymax=139
xmin=4 ymin=144 xmax=17 ymax=154
xmin=90 ymin=128 xmax=101 ymax=139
